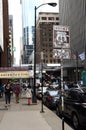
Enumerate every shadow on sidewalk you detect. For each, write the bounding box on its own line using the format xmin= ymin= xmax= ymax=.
xmin=22 ymin=103 xmax=38 ymax=106
xmin=0 ymin=107 xmax=8 ymax=110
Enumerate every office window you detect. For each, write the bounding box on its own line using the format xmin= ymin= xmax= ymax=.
xmin=48 ymin=17 xmax=54 ymax=20
xmin=41 ymin=17 xmax=47 ymax=20
xmin=49 ymin=38 xmax=52 ymax=41
xmin=42 ymin=32 xmax=47 ymax=36
xmin=56 ymin=17 xmax=59 ymax=20
xmin=50 ymin=59 xmax=52 ymax=63
xmin=50 ymin=54 xmax=52 ymax=57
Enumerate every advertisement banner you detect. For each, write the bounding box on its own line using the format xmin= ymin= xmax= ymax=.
xmin=53 ymin=25 xmax=70 ymax=59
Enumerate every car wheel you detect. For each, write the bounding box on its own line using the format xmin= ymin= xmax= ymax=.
xmin=72 ymin=114 xmax=79 ymax=129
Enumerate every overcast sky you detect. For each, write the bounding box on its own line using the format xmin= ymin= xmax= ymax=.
xmin=8 ymin=0 xmax=59 ymax=65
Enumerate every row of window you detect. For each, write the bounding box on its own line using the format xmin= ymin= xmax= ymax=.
xmin=43 ymin=59 xmax=60 ymax=63
xmin=40 ymin=17 xmax=59 ymax=21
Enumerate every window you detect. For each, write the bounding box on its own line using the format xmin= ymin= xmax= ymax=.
xmin=50 ymin=54 xmax=52 ymax=57
xmin=41 ymin=17 xmax=47 ymax=20
xmin=42 ymin=32 xmax=47 ymax=36
xmin=50 ymin=59 xmax=52 ymax=63
xmin=48 ymin=17 xmax=54 ymax=20
xmin=49 ymin=33 xmax=52 ymax=36
xmin=56 ymin=17 xmax=59 ymax=20
xmin=49 ymin=38 xmax=52 ymax=41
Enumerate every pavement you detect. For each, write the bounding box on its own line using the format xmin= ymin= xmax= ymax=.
xmin=0 ymin=95 xmax=73 ymax=130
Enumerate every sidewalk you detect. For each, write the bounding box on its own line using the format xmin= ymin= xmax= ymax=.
xmin=0 ymin=97 xmax=73 ymax=130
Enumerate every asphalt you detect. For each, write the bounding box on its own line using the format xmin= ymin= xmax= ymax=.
xmin=0 ymin=95 xmax=73 ymax=130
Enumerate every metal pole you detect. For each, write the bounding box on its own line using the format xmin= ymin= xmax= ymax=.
xmin=76 ymin=51 xmax=78 ymax=82
xmin=32 ymin=3 xmax=57 ymax=103
xmin=40 ymin=52 xmax=44 ymax=113
xmin=61 ymin=46 xmax=64 ymax=130
xmin=32 ymin=6 xmax=37 ymax=103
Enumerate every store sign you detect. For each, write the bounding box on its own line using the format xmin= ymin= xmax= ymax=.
xmin=0 ymin=71 xmax=29 ymax=79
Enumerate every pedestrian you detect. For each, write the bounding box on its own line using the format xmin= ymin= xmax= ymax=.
xmin=14 ymin=83 xmax=20 ymax=103
xmin=26 ymin=87 xmax=31 ymax=105
xmin=4 ymin=82 xmax=13 ymax=107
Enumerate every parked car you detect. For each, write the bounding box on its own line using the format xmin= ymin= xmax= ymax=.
xmin=43 ymin=89 xmax=61 ymax=109
xmin=56 ymin=87 xmax=86 ymax=129
xmin=36 ymin=87 xmax=48 ymax=99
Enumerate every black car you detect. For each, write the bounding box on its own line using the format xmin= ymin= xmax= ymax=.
xmin=43 ymin=89 xmax=60 ymax=109
xmin=56 ymin=87 xmax=86 ymax=129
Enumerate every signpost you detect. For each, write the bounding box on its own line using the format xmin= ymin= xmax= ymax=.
xmin=53 ymin=25 xmax=70 ymax=130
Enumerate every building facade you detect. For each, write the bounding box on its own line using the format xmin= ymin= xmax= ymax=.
xmin=9 ymin=15 xmax=14 ymax=66
xmin=1 ymin=0 xmax=9 ymax=67
xmin=21 ymin=0 xmax=34 ymax=64
xmin=24 ymin=44 xmax=33 ymax=64
xmin=36 ymin=12 xmax=59 ymax=64
xmin=59 ymin=0 xmax=86 ymax=81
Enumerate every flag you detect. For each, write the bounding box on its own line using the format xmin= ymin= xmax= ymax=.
xmin=79 ymin=52 xmax=85 ymax=61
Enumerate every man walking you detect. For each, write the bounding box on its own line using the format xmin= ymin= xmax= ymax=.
xmin=14 ymin=83 xmax=20 ymax=103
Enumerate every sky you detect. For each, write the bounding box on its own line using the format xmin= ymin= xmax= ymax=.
xmin=8 ymin=0 xmax=22 ymax=65
xmin=8 ymin=0 xmax=59 ymax=65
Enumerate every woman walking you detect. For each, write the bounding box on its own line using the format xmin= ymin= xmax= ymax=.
xmin=4 ymin=82 xmax=12 ymax=107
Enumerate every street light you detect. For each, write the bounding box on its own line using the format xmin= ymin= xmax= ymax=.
xmin=32 ymin=2 xmax=57 ymax=103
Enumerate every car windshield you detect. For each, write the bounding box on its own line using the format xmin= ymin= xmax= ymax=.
xmin=49 ymin=91 xmax=58 ymax=96
xmin=77 ymin=88 xmax=86 ymax=100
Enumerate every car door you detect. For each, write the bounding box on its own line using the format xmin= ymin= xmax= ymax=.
xmin=64 ymin=91 xmax=74 ymax=118
xmin=64 ymin=90 xmax=78 ymax=118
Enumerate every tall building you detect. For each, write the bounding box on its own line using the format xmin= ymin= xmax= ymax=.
xmin=31 ymin=26 xmax=35 ymax=45
xmin=36 ymin=12 xmax=59 ymax=64
xmin=21 ymin=0 xmax=34 ymax=64
xmin=1 ymin=0 xmax=9 ymax=67
xmin=59 ymin=0 xmax=85 ymax=81
xmin=59 ymin=0 xmax=85 ymax=53
xmin=0 ymin=0 xmax=10 ymax=84
xmin=9 ymin=15 xmax=14 ymax=66
xmin=24 ymin=44 xmax=33 ymax=64
xmin=23 ymin=26 xmax=29 ymax=45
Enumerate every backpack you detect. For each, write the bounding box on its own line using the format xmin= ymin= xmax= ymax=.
xmin=14 ymin=85 xmax=20 ymax=94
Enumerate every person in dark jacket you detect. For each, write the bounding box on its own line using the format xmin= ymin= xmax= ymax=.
xmin=4 ymin=82 xmax=12 ymax=107
xmin=14 ymin=83 xmax=20 ymax=103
